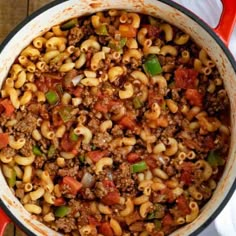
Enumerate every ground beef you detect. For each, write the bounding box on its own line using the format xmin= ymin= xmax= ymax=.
xmin=113 ymin=163 xmax=135 ymax=195
xmin=68 ymin=27 xmax=84 ymax=46
xmin=34 ymin=156 xmax=46 ymax=169
xmin=82 ymin=96 xmax=94 ymax=107
xmin=81 ymin=23 xmax=94 ymax=37
xmin=27 ymin=103 xmax=42 ymax=115
xmin=58 ymin=166 xmax=79 ymax=177
xmin=0 ymin=114 xmax=9 ymax=126
xmin=0 ymin=147 xmax=16 ymax=158
xmin=15 ymin=113 xmax=37 ymax=135
xmin=44 ymin=162 xmax=59 ymax=177
xmin=87 ymin=118 xmax=100 ymax=133
xmin=98 ymin=35 xmax=109 ymax=45
xmin=68 ymin=199 xmax=81 ymax=214
xmin=19 ymin=138 xmax=35 ymax=157
xmin=205 ymin=89 xmax=229 ymax=115
xmin=92 ymin=132 xmax=112 ymax=149
xmin=111 ymin=146 xmax=133 ymax=162
xmin=80 ymin=188 xmax=96 ymax=200
xmin=161 ymin=124 xmax=178 ymax=138
xmin=171 ymin=89 xmax=181 ymax=102
xmin=55 ymin=217 xmax=77 ymax=233
xmin=111 ymin=125 xmax=124 ymax=137
xmin=165 ymin=166 xmax=176 ymax=177
xmin=68 ymin=200 xmax=101 ymax=227
xmin=94 ymin=181 xmax=108 ymax=198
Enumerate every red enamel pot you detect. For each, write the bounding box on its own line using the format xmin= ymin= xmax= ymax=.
xmin=0 ymin=0 xmax=235 ymax=235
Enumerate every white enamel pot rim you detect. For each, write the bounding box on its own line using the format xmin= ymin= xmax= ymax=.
xmin=0 ymin=0 xmax=236 ymax=236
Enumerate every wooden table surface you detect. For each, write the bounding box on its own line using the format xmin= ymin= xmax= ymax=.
xmin=0 ymin=1 xmax=54 ymax=235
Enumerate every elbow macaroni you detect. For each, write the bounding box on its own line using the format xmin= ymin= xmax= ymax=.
xmin=0 ymin=10 xmax=230 ymax=236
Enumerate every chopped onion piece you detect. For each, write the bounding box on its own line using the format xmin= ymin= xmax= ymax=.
xmin=72 ymin=74 xmax=84 ymax=86
xmin=81 ymin=172 xmax=95 ymax=188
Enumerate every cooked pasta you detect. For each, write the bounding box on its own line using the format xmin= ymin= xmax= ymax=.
xmin=0 ymin=10 xmax=230 ymax=236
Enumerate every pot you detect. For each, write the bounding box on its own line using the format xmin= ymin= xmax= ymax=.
xmin=0 ymin=0 xmax=235 ymax=235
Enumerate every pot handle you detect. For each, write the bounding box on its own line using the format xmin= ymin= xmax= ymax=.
xmin=214 ymin=0 xmax=236 ymax=45
xmin=0 ymin=207 xmax=11 ymax=236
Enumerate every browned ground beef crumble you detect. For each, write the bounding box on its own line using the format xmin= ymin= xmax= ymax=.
xmin=0 ymin=10 xmax=231 ymax=236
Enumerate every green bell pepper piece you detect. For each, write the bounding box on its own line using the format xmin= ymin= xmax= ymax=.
xmin=55 ymin=206 xmax=71 ymax=217
xmin=45 ymin=90 xmax=59 ymax=105
xmin=131 ymin=161 xmax=148 ymax=173
xmin=154 ymin=219 xmax=162 ymax=230
xmin=148 ymin=16 xmax=159 ymax=26
xmin=207 ymin=150 xmax=225 ymax=167
xmin=69 ymin=129 xmax=79 ymax=141
xmin=32 ymin=146 xmax=42 ymax=156
xmin=60 ymin=19 xmax=78 ymax=30
xmin=143 ymin=54 xmax=162 ymax=76
xmin=108 ymin=38 xmax=127 ymax=52
xmin=48 ymin=145 xmax=56 ymax=158
xmin=95 ymin=25 xmax=108 ymax=35
xmin=133 ymin=97 xmax=143 ymax=109
xmin=7 ymin=169 xmax=16 ymax=187
xmin=58 ymin=106 xmax=73 ymax=123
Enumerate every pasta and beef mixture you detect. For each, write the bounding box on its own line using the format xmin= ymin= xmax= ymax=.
xmin=0 ymin=10 xmax=231 ymax=236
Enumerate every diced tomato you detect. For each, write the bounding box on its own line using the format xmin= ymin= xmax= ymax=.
xmin=162 ymin=214 xmax=174 ymax=227
xmin=54 ymin=197 xmax=66 ymax=206
xmin=35 ymin=76 xmax=48 ymax=93
xmin=148 ymin=90 xmax=164 ymax=107
xmin=102 ymin=180 xmax=116 ymax=189
xmin=127 ymin=152 xmax=140 ymax=163
xmin=180 ymin=162 xmax=194 ymax=185
xmin=176 ymin=195 xmax=191 ymax=215
xmin=101 ymin=180 xmax=120 ymax=205
xmin=61 ymin=133 xmax=76 ymax=152
xmin=180 ymin=171 xmax=192 ymax=186
xmin=108 ymin=100 xmax=122 ymax=109
xmin=174 ymin=68 xmax=198 ymax=89
xmin=72 ymin=86 xmax=83 ymax=97
xmin=87 ymin=150 xmax=109 ymax=163
xmin=101 ymin=191 xmax=120 ymax=205
xmin=52 ymin=106 xmax=64 ymax=127
xmin=35 ymin=74 xmax=62 ymax=92
xmin=160 ymin=188 xmax=175 ymax=203
xmin=45 ymin=74 xmax=62 ymax=88
xmin=88 ymin=216 xmax=101 ymax=227
xmin=0 ymin=99 xmax=14 ymax=117
xmin=94 ymin=99 xmax=122 ymax=114
xmin=119 ymin=115 xmax=137 ymax=130
xmin=0 ymin=133 xmax=9 ymax=149
xmin=99 ymin=222 xmax=114 ymax=236
xmin=143 ymin=24 xmax=161 ymax=38
xmin=145 ymin=155 xmax=157 ymax=169
xmin=203 ymin=135 xmax=215 ymax=150
xmin=94 ymin=102 xmax=108 ymax=113
xmin=185 ymin=89 xmax=203 ymax=106
xmin=62 ymin=176 xmax=82 ymax=195
xmin=119 ymin=24 xmax=137 ymax=38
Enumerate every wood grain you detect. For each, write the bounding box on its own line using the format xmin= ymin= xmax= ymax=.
xmin=0 ymin=0 xmax=52 ymax=235
xmin=28 ymin=0 xmax=55 ymax=15
xmin=0 ymin=0 xmax=28 ymax=43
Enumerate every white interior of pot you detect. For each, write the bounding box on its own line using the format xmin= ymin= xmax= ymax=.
xmin=0 ymin=0 xmax=235 ymax=235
